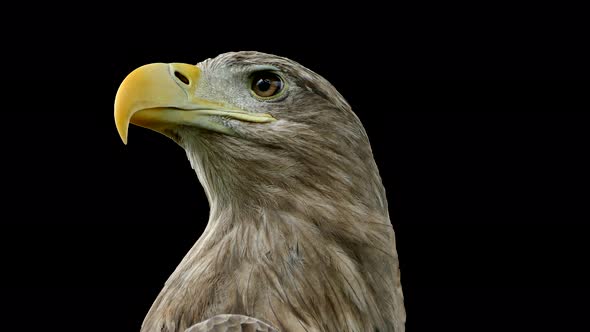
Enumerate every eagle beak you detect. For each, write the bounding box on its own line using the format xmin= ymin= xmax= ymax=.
xmin=114 ymin=63 xmax=275 ymax=144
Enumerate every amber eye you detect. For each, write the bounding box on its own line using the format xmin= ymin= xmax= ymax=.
xmin=251 ymin=72 xmax=284 ymax=98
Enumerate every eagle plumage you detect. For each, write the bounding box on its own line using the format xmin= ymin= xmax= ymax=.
xmin=114 ymin=51 xmax=405 ymax=332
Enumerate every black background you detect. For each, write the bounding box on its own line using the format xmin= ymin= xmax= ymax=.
xmin=2 ymin=5 xmax=588 ymax=332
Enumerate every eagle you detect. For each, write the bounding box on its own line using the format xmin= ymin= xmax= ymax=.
xmin=114 ymin=51 xmax=406 ymax=332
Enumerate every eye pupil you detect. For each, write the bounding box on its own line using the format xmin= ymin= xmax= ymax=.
xmin=257 ymin=79 xmax=272 ymax=91
xmin=251 ymin=72 xmax=283 ymax=98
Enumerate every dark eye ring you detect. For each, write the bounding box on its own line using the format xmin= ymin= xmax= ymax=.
xmin=250 ymin=72 xmax=284 ymax=98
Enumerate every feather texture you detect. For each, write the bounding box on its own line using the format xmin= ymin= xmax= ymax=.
xmin=185 ymin=315 xmax=278 ymax=332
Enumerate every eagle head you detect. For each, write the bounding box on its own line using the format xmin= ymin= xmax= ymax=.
xmin=115 ymin=51 xmax=387 ymax=216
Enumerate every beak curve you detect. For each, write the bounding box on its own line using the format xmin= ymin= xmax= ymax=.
xmin=114 ymin=63 xmax=275 ymax=144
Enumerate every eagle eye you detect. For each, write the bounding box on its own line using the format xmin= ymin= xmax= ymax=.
xmin=250 ymin=72 xmax=284 ymax=98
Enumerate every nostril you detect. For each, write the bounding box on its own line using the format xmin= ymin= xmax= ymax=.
xmin=174 ymin=71 xmax=190 ymax=85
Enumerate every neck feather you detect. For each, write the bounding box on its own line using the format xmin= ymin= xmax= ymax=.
xmin=142 ymin=202 xmax=404 ymax=332
xmin=141 ymin=134 xmax=405 ymax=332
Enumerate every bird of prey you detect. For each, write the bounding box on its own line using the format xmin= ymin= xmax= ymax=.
xmin=114 ymin=51 xmax=405 ymax=332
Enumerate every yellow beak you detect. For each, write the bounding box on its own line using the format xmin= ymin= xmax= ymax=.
xmin=114 ymin=63 xmax=275 ymax=144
